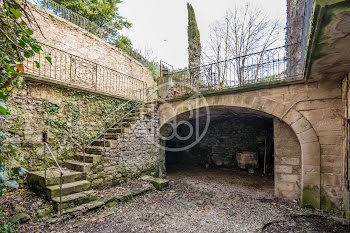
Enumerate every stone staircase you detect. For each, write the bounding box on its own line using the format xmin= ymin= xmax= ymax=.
xmin=27 ymin=168 xmax=97 ymax=211
xmin=28 ymin=104 xmax=152 ymax=213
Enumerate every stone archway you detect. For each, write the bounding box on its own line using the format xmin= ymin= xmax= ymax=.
xmin=159 ymin=94 xmax=321 ymax=209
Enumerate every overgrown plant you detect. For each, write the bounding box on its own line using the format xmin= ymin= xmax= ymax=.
xmin=0 ymin=0 xmax=50 ymax=194
xmin=43 ymin=0 xmax=158 ymax=80
xmin=187 ymin=2 xmax=201 ymax=70
xmin=0 ymin=210 xmax=15 ymax=233
xmin=51 ymin=0 xmax=131 ymax=43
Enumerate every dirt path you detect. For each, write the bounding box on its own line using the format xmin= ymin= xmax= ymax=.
xmin=34 ymin=167 xmax=347 ymax=233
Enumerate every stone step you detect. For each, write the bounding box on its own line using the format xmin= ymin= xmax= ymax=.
xmin=121 ymin=117 xmax=136 ymax=122
xmin=75 ymin=153 xmax=101 ymax=164
xmin=91 ymin=139 xmax=112 ymax=147
xmin=28 ymin=169 xmax=84 ymax=191
xmin=102 ymin=133 xmax=121 ymax=140
xmin=45 ymin=180 xmax=91 ymax=199
xmin=52 ymin=190 xmax=97 ymax=211
xmin=62 ymin=181 xmax=152 ymax=215
xmin=65 ymin=160 xmax=92 ymax=173
xmin=115 ymin=122 xmax=130 ymax=128
xmin=106 ymin=128 xmax=126 ymax=134
xmin=85 ymin=146 xmax=105 ymax=155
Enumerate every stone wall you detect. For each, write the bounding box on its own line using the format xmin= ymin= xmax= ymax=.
xmin=274 ymin=119 xmax=301 ymax=201
xmin=166 ymin=113 xmax=274 ymax=170
xmin=87 ymin=106 xmax=160 ymax=188
xmin=6 ymin=80 xmax=158 ymax=183
xmin=29 ymin=3 xmax=154 ymax=88
xmin=160 ymin=77 xmax=345 ymax=212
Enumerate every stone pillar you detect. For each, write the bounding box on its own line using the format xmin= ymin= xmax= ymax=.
xmin=274 ymin=119 xmax=302 ymax=201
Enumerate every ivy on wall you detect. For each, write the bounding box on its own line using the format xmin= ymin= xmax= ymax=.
xmin=7 ymin=81 xmax=137 ymax=171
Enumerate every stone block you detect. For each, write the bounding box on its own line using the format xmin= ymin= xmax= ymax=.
xmin=303 ymin=172 xmax=320 ymax=185
xmin=275 ymin=182 xmax=297 ymax=192
xmin=283 ymin=109 xmax=302 ymax=126
xmin=142 ymin=175 xmax=169 ymax=191
xmin=321 ymin=144 xmax=342 ymax=156
xmin=297 ymin=128 xmax=318 ymax=144
xmin=301 ymin=142 xmax=320 ymax=166
xmin=317 ymin=130 xmax=342 ymax=136
xmin=275 ymin=165 xmax=293 ymax=174
xmin=319 ymin=135 xmax=342 ymax=145
xmin=278 ymin=157 xmax=300 ymax=166
xmin=291 ymin=117 xmax=311 ymax=134
xmin=272 ymin=104 xmax=287 ymax=118
xmin=314 ymin=120 xmax=343 ymax=132
xmin=37 ymin=207 xmax=54 ymax=218
xmin=10 ymin=213 xmax=31 ymax=224
xmin=300 ymin=109 xmax=324 ymax=123
xmin=303 ymin=165 xmax=320 ymax=173
xmin=280 ymin=174 xmax=299 ymax=183
xmin=322 ymin=173 xmax=341 ymax=187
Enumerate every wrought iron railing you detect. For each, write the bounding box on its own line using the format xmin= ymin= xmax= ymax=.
xmin=159 ymin=43 xmax=303 ymax=98
xmin=24 ymin=43 xmax=147 ymax=101
xmin=31 ymin=0 xmax=153 ymax=69
xmin=35 ymin=0 xmax=103 ymax=36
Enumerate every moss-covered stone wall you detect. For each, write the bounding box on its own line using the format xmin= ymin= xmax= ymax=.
xmin=5 ymin=79 xmax=133 ymax=172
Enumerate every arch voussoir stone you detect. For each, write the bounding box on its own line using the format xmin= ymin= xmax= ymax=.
xmin=159 ymin=94 xmax=321 ymax=209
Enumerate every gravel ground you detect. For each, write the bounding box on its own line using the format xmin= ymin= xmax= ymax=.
xmin=40 ymin=167 xmax=348 ymax=233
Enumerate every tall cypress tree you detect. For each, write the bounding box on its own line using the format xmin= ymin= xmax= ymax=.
xmin=187 ymin=3 xmax=201 ymax=70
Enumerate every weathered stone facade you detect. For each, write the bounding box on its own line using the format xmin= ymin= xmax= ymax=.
xmin=159 ymin=77 xmax=344 ymax=212
xmin=87 ymin=108 xmax=160 ymax=188
xmin=166 ymin=112 xmax=274 ymax=169
xmin=274 ymin=119 xmax=301 ymax=201
xmin=29 ymin=3 xmax=154 ymax=88
xmin=6 ymin=80 xmax=159 ymax=187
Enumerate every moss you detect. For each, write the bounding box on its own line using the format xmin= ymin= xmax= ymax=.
xmin=243 ymin=96 xmax=252 ymax=105
xmin=177 ymin=105 xmax=189 ymax=114
xmin=345 ymin=191 xmax=350 ymax=223
xmin=253 ymin=98 xmax=265 ymax=111
xmin=321 ymin=188 xmax=337 ymax=212
xmin=304 ymin=0 xmax=350 ymax=79
xmin=214 ymin=95 xmax=220 ymax=104
xmin=317 ymin=0 xmax=347 ymax=7
xmin=302 ymin=185 xmax=320 ymax=209
xmin=300 ymin=119 xmax=310 ymax=131
xmin=7 ymin=80 xmax=135 ymax=173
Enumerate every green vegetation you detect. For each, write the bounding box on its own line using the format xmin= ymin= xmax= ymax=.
xmin=0 ymin=210 xmax=15 ymax=233
xmin=187 ymin=3 xmax=201 ymax=69
xmin=52 ymin=0 xmax=131 ymax=42
xmin=0 ymin=0 xmax=51 ymax=194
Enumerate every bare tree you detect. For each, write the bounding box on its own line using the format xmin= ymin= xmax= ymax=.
xmin=203 ymin=2 xmax=283 ymax=86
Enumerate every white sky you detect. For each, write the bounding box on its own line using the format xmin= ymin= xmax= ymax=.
xmin=119 ymin=0 xmax=286 ymax=69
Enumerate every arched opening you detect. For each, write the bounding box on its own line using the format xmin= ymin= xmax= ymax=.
xmin=160 ymin=106 xmax=301 ymax=201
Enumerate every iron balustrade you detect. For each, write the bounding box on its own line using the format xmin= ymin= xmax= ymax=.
xmin=160 ymin=43 xmax=303 ymax=98
xmin=36 ymin=0 xmax=103 ymax=36
xmin=23 ymin=43 xmax=147 ymax=101
xmin=30 ymin=0 xmax=154 ymax=69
